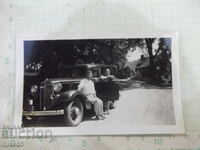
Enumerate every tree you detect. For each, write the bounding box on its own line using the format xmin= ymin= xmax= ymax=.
xmin=126 ymin=38 xmax=171 ymax=83
xmin=26 ymin=38 xmax=171 ymax=82
xmin=145 ymin=38 xmax=156 ymax=81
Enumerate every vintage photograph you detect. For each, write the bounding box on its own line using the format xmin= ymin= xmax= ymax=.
xmin=14 ymin=33 xmax=184 ymax=135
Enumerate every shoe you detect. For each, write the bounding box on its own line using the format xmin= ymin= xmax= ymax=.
xmin=96 ymin=116 xmax=103 ymax=120
xmin=95 ymin=115 xmax=105 ymax=120
xmin=103 ymin=112 xmax=106 ymax=115
xmin=95 ymin=116 xmax=100 ymax=120
xmin=100 ymin=115 xmax=106 ymax=119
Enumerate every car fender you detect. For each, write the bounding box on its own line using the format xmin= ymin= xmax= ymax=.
xmin=59 ymin=90 xmax=86 ymax=105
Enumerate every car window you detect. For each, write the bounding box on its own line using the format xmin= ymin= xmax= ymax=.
xmin=64 ymin=67 xmax=86 ymax=78
xmin=71 ymin=68 xmax=79 ymax=77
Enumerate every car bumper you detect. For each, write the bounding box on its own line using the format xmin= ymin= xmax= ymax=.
xmin=23 ymin=109 xmax=64 ymax=116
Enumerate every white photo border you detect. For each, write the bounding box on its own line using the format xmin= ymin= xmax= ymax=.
xmin=14 ymin=31 xmax=185 ymax=135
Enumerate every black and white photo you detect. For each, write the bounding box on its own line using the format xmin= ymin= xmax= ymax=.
xmin=14 ymin=32 xmax=184 ymax=135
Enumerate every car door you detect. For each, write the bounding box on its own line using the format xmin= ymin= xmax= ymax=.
xmin=93 ymin=67 xmax=119 ymax=102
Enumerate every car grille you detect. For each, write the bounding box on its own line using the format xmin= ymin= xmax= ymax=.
xmin=44 ymin=82 xmax=54 ymax=110
xmin=40 ymin=85 xmax=44 ymax=110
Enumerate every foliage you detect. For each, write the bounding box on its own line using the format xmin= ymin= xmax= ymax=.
xmin=25 ymin=38 xmax=172 ymax=82
xmin=71 ymin=39 xmax=146 ymax=68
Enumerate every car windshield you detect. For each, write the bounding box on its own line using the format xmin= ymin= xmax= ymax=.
xmin=63 ymin=67 xmax=86 ymax=78
xmin=59 ymin=66 xmax=101 ymax=78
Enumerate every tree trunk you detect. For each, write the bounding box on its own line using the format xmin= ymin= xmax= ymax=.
xmin=145 ymin=38 xmax=155 ymax=82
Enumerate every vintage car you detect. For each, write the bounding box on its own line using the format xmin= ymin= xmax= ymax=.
xmin=23 ymin=64 xmax=120 ymax=126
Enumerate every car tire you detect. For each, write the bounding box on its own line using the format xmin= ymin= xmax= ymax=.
xmin=64 ymin=97 xmax=84 ymax=126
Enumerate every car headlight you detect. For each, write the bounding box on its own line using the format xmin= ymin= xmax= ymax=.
xmin=53 ymin=83 xmax=62 ymax=92
xmin=31 ymin=85 xmax=38 ymax=94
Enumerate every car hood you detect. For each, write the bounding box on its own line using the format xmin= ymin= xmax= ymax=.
xmin=44 ymin=78 xmax=84 ymax=84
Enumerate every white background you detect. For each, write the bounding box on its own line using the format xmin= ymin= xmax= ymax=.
xmin=0 ymin=0 xmax=200 ymax=149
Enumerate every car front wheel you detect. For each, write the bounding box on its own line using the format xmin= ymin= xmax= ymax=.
xmin=64 ymin=97 xmax=84 ymax=126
